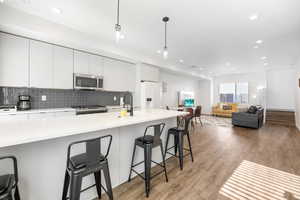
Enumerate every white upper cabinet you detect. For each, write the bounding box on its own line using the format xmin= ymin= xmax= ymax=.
xmin=103 ymin=58 xmax=136 ymax=92
xmin=53 ymin=46 xmax=74 ymax=89
xmin=89 ymin=54 xmax=103 ymax=76
xmin=74 ymin=51 xmax=103 ymax=76
xmin=0 ymin=33 xmax=29 ymax=87
xmin=29 ymin=40 xmax=53 ymax=88
xmin=139 ymin=64 xmax=160 ymax=82
xmin=74 ymin=50 xmax=89 ymax=74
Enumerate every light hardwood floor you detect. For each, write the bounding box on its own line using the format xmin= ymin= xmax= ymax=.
xmin=100 ymin=122 xmax=300 ymax=200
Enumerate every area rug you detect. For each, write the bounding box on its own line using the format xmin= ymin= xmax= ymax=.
xmin=218 ymin=160 xmax=300 ymax=200
xmin=201 ymin=115 xmax=232 ymax=128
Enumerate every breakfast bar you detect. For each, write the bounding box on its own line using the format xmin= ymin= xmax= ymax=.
xmin=0 ymin=109 xmax=186 ymax=200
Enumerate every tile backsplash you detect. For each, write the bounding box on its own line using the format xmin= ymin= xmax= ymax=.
xmin=0 ymin=87 xmax=127 ymax=109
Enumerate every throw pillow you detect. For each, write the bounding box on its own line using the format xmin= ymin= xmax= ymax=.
xmin=223 ymin=105 xmax=232 ymax=110
xmin=247 ymin=106 xmax=257 ymax=114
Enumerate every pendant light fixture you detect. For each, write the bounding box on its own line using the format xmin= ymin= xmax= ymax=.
xmin=162 ymin=16 xmax=169 ymax=59
xmin=115 ymin=0 xmax=122 ymax=43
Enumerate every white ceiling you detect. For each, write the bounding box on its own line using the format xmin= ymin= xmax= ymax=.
xmin=1 ymin=0 xmax=300 ymax=78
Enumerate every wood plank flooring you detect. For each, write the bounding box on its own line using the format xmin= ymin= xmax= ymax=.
xmin=100 ymin=122 xmax=300 ymax=200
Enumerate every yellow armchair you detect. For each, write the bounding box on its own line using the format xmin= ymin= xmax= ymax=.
xmin=212 ymin=103 xmax=238 ymax=117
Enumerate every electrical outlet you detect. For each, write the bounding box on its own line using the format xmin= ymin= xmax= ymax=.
xmin=41 ymin=95 xmax=47 ymax=101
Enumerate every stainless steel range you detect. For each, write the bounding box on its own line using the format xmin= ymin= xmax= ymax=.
xmin=71 ymin=105 xmax=108 ymax=115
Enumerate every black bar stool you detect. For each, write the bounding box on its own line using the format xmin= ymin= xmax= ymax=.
xmin=62 ymin=135 xmax=113 ymax=200
xmin=128 ymin=123 xmax=168 ymax=197
xmin=0 ymin=156 xmax=20 ymax=200
xmin=165 ymin=116 xmax=194 ymax=170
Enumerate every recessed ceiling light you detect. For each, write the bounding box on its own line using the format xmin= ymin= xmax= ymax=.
xmin=253 ymin=45 xmax=259 ymax=49
xmin=179 ymin=59 xmax=184 ymax=63
xmin=263 ymin=63 xmax=269 ymax=66
xmin=256 ymin=40 xmax=263 ymax=44
xmin=0 ymin=0 xmax=4 ymax=3
xmin=249 ymin=14 xmax=259 ymax=21
xmin=52 ymin=7 xmax=62 ymax=14
xmin=261 ymin=56 xmax=267 ymax=60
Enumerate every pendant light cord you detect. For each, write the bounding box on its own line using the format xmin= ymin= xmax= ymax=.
xmin=117 ymin=0 xmax=120 ymax=25
xmin=164 ymin=21 xmax=167 ymax=48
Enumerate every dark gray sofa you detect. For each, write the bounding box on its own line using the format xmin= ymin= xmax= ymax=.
xmin=232 ymin=107 xmax=264 ymax=129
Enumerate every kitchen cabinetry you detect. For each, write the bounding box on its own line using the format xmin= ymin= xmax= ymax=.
xmin=89 ymin=54 xmax=103 ymax=76
xmin=74 ymin=50 xmax=103 ymax=76
xmin=139 ymin=64 xmax=160 ymax=82
xmin=0 ymin=32 xmax=136 ymax=91
xmin=103 ymin=58 xmax=136 ymax=92
xmin=30 ymin=41 xmax=74 ymax=89
xmin=29 ymin=40 xmax=53 ymax=88
xmin=0 ymin=33 xmax=29 ymax=87
xmin=74 ymin=50 xmax=89 ymax=74
xmin=53 ymin=46 xmax=73 ymax=89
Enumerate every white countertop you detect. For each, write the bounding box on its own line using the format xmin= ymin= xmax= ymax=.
xmin=0 ymin=108 xmax=75 ymax=116
xmin=0 ymin=109 xmax=187 ymax=148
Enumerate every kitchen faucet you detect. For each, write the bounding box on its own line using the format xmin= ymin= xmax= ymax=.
xmin=123 ymin=91 xmax=134 ymax=116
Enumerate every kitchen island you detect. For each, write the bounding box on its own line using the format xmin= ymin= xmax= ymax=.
xmin=0 ymin=109 xmax=186 ymax=200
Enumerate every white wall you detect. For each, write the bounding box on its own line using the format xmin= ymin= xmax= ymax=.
xmin=199 ymin=79 xmax=213 ymax=114
xmin=294 ymin=60 xmax=300 ymax=129
xmin=266 ymin=68 xmax=295 ymax=111
xmin=159 ymin=71 xmax=201 ymax=108
xmin=213 ymin=72 xmax=267 ymax=105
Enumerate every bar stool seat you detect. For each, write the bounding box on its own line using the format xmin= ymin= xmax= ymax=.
xmin=136 ymin=135 xmax=155 ymax=144
xmin=69 ymin=153 xmax=105 ymax=170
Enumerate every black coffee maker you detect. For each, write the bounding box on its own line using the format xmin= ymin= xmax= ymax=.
xmin=17 ymin=95 xmax=31 ymax=110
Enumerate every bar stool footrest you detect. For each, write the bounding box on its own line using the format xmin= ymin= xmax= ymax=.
xmin=130 ymin=160 xmax=167 ymax=181
xmin=65 ymin=183 xmax=109 ymax=200
xmin=166 ymin=151 xmax=192 ymax=158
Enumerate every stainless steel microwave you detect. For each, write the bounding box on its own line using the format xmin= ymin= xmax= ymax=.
xmin=73 ymin=73 xmax=104 ymax=90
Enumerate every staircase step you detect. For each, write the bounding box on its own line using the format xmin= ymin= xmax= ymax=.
xmin=266 ymin=109 xmax=295 ymax=126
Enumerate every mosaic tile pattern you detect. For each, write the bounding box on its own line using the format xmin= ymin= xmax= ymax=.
xmin=0 ymin=87 xmax=127 ymax=109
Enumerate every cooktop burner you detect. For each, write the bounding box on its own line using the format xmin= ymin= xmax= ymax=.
xmin=71 ymin=105 xmax=108 ymax=115
xmin=71 ymin=105 xmax=105 ymax=109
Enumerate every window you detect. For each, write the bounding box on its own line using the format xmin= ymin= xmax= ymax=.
xmin=236 ymin=82 xmax=249 ymax=104
xmin=219 ymin=83 xmax=235 ymax=103
xmin=219 ymin=82 xmax=248 ymax=103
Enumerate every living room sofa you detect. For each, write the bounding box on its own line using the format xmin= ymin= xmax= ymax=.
xmin=232 ymin=107 xmax=264 ymax=129
xmin=212 ymin=103 xmax=238 ymax=117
